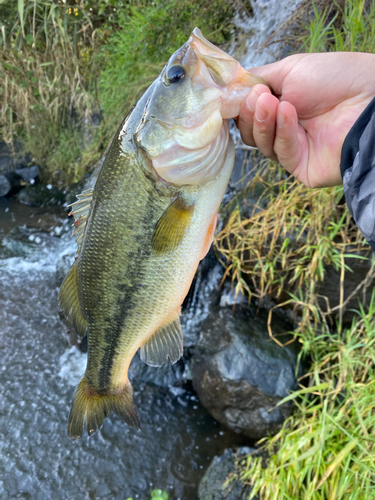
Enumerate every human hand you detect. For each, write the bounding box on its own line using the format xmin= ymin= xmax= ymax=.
xmin=237 ymin=52 xmax=375 ymax=187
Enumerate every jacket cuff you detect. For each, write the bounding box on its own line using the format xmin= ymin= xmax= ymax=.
xmin=340 ymin=97 xmax=375 ymax=251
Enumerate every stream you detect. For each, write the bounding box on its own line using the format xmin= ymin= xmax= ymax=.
xmin=0 ymin=199 xmax=249 ymax=500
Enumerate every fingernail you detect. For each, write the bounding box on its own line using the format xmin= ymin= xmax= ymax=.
xmin=255 ymin=101 xmax=268 ymax=122
xmin=277 ymin=110 xmax=285 ymax=128
xmin=246 ymin=92 xmax=257 ymax=113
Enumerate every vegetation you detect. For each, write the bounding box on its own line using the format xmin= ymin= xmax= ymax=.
xmin=236 ymin=295 xmax=375 ymax=499
xmin=0 ymin=0 xmax=236 ymax=184
xmin=217 ymin=1 xmax=375 ymax=498
xmin=126 ymin=489 xmax=169 ymax=500
xmin=3 ymin=0 xmax=375 ymax=498
xmin=216 ymin=157 xmax=367 ymax=309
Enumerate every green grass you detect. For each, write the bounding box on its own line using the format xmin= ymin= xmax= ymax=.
xmin=0 ymin=0 xmax=237 ymax=184
xmin=235 ymin=293 xmax=375 ymax=499
xmin=217 ymin=1 xmax=375 ymax=499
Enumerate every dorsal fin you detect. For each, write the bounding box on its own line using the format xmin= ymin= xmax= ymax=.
xmin=59 ymin=261 xmax=87 ymax=337
xmin=68 ymin=188 xmax=93 ymax=253
xmin=140 ymin=313 xmax=183 ymax=367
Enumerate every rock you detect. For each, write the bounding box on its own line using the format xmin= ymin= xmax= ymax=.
xmin=1 ymin=226 xmax=51 ymax=259
xmin=181 ymin=250 xmax=224 ymax=349
xmin=15 ymin=165 xmax=40 ymax=183
xmin=198 ymin=447 xmax=257 ymax=500
xmin=129 ymin=353 xmax=187 ymax=389
xmin=0 ymin=174 xmax=11 ymax=197
xmin=317 ymin=251 xmax=375 ymax=323
xmin=193 ymin=302 xmax=301 ymax=440
xmin=17 ymin=184 xmax=65 ymax=207
xmin=0 ymin=171 xmax=25 ymax=197
xmin=4 ymin=171 xmax=24 ymax=194
xmin=0 ymin=140 xmax=30 ymax=172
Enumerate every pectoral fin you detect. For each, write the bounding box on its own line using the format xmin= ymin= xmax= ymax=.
xmin=152 ymin=195 xmax=194 ymax=253
xmin=140 ymin=313 xmax=183 ymax=367
xmin=59 ymin=261 xmax=87 ymax=337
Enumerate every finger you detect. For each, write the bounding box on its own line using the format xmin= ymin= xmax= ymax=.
xmin=273 ymin=101 xmax=307 ymax=181
xmin=237 ymin=84 xmax=271 ymax=147
xmin=253 ymin=92 xmax=279 ymax=160
xmin=247 ymin=54 xmax=307 ymax=98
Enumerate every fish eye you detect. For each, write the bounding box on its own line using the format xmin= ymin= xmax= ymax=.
xmin=166 ymin=65 xmax=186 ymax=85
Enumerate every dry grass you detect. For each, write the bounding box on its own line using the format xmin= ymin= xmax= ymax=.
xmin=0 ymin=0 xmax=101 ymax=182
xmin=215 ymin=156 xmax=368 ymax=305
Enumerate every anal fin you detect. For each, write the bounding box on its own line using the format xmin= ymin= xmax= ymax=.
xmin=140 ymin=314 xmax=183 ymax=367
xmin=59 ymin=261 xmax=87 ymax=337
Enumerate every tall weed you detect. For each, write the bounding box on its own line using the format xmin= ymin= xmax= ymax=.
xmin=0 ymin=0 xmax=236 ymax=183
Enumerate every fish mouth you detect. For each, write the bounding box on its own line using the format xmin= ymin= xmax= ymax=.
xmin=189 ymin=27 xmax=271 ymax=97
xmin=189 ymin=27 xmax=242 ymax=87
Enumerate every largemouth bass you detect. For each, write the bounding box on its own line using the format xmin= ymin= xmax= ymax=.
xmin=59 ymin=28 xmax=268 ymax=439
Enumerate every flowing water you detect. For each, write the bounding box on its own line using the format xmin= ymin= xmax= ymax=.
xmin=0 ymin=2 xmax=304 ymax=498
xmin=0 ymin=199 xmax=248 ymax=500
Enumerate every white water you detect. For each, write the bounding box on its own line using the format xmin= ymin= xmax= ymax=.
xmin=232 ymin=0 xmax=303 ymax=68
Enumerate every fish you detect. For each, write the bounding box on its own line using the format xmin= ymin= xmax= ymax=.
xmin=59 ymin=27 xmax=269 ymax=439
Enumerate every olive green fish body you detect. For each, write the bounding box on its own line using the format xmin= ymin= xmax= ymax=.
xmin=81 ymin=125 xmax=234 ymax=389
xmin=60 ymin=27 xmax=265 ymax=439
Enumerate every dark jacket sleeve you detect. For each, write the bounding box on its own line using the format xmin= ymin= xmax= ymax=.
xmin=340 ymin=97 xmax=375 ymax=251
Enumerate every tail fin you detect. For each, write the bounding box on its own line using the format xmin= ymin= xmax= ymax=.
xmin=68 ymin=376 xmax=141 ymax=439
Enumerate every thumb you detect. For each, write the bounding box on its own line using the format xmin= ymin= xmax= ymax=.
xmin=247 ymin=54 xmax=306 ymax=97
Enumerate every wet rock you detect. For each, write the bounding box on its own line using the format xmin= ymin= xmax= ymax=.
xmin=1 ymin=226 xmax=51 ymax=259
xmin=0 ymin=174 xmax=11 ymax=197
xmin=193 ymin=302 xmax=301 ymax=440
xmin=0 ymin=171 xmax=25 ymax=197
xmin=15 ymin=165 xmax=40 ymax=183
xmin=129 ymin=353 xmax=187 ymax=389
xmin=17 ymin=184 xmax=65 ymax=207
xmin=3 ymin=171 xmax=24 ymax=195
xmin=182 ymin=250 xmax=224 ymax=349
xmin=198 ymin=447 xmax=257 ymax=500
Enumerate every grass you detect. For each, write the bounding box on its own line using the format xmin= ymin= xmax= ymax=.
xmin=216 ymin=156 xmax=367 ymax=307
xmin=0 ymin=0 xmax=237 ymax=184
xmin=218 ymin=1 xmax=375 ymax=498
xmin=126 ymin=489 xmax=169 ymax=500
xmin=235 ymin=293 xmax=375 ymax=499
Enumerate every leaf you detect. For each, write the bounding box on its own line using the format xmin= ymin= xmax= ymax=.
xmin=316 ymin=439 xmax=357 ymax=489
xmin=276 ymin=383 xmax=329 ymax=405
xmin=18 ymin=0 xmax=25 ymax=36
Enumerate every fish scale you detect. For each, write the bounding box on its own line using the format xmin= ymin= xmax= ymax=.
xmin=59 ymin=27 xmax=269 ymax=438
